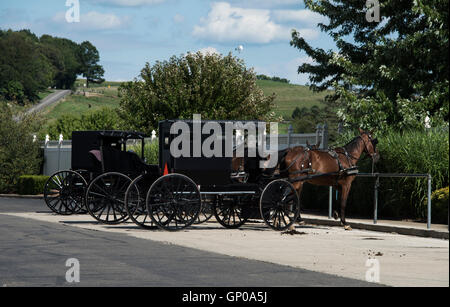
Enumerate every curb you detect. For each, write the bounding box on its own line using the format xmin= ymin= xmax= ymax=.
xmin=0 ymin=194 xmax=43 ymax=199
xmin=302 ymin=217 xmax=449 ymax=240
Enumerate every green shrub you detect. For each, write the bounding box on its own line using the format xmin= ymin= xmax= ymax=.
xmin=44 ymin=107 xmax=124 ymax=139
xmin=423 ymin=187 xmax=449 ymax=224
xmin=17 ymin=175 xmax=50 ymax=195
xmin=0 ymin=105 xmax=43 ymax=193
xmin=118 ymin=52 xmax=278 ymax=134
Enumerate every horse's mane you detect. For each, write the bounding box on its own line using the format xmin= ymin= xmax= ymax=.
xmin=340 ymin=136 xmax=362 ymax=153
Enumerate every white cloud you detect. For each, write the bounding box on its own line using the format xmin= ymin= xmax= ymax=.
xmin=193 ymin=2 xmax=292 ymax=44
xmin=272 ymin=9 xmax=327 ymax=25
xmin=52 ymin=11 xmax=130 ymax=31
xmin=87 ymin=0 xmax=166 ymax=6
xmin=228 ymin=0 xmax=300 ymax=9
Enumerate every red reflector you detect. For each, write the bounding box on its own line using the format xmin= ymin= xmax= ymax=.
xmin=163 ymin=163 xmax=169 ymax=175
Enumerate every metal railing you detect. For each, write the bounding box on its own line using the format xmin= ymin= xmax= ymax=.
xmin=328 ymin=173 xmax=433 ymax=229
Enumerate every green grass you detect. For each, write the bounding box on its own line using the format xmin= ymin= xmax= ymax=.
xmin=37 ymin=89 xmax=55 ymax=100
xmin=74 ymin=79 xmax=124 ymax=88
xmin=256 ymin=80 xmax=330 ymax=119
xmin=42 ymin=87 xmax=121 ymax=127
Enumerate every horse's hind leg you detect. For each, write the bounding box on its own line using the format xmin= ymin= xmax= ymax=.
xmin=339 ymin=184 xmax=352 ymax=230
xmin=333 ymin=185 xmax=340 ymax=220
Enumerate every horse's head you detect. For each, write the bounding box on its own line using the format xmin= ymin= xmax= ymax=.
xmin=358 ymin=128 xmax=380 ymax=162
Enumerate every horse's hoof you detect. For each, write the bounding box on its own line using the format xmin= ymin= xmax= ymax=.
xmin=344 ymin=225 xmax=352 ymax=231
xmin=288 ymin=224 xmax=296 ymax=231
xmin=298 ymin=220 xmax=306 ymax=226
xmin=333 ymin=211 xmax=339 ymax=220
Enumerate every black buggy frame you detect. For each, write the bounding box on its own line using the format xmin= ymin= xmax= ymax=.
xmin=144 ymin=120 xmax=301 ymax=231
xmin=43 ymin=130 xmax=159 ymax=225
xmin=43 ymin=122 xmax=301 ymax=232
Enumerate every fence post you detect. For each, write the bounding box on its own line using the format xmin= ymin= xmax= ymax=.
xmin=316 ymin=124 xmax=322 ymax=147
xmin=287 ymin=125 xmax=293 ymax=148
xmin=328 ymin=186 xmax=333 ymax=219
xmin=427 ymin=175 xmax=432 ymax=230
xmin=45 ymin=134 xmax=50 ymax=148
xmin=374 ymin=176 xmax=380 ymax=224
xmin=58 ymin=134 xmax=63 ymax=172
xmin=322 ymin=123 xmax=329 ymax=149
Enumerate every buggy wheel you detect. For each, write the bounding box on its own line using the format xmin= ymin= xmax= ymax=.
xmin=73 ymin=169 xmax=91 ymax=214
xmin=125 ymin=175 xmax=157 ymax=229
xmin=260 ymin=179 xmax=300 ymax=231
xmin=86 ymin=172 xmax=132 ymax=224
xmin=214 ymin=195 xmax=248 ymax=229
xmin=44 ymin=170 xmax=87 ymax=215
xmin=146 ymin=174 xmax=201 ymax=231
xmin=194 ymin=196 xmax=214 ymax=224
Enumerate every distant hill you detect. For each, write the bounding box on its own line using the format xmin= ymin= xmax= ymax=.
xmin=256 ymin=80 xmax=330 ymax=120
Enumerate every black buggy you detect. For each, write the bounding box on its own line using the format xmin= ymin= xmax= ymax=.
xmin=134 ymin=120 xmax=301 ymax=231
xmin=43 ymin=121 xmax=301 ymax=232
xmin=43 ymin=130 xmax=159 ymax=225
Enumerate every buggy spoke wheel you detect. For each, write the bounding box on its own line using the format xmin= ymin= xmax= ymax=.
xmin=125 ymin=175 xmax=157 ymax=229
xmin=260 ymin=179 xmax=300 ymax=231
xmin=194 ymin=196 xmax=214 ymax=224
xmin=44 ymin=171 xmax=87 ymax=215
xmin=86 ymin=172 xmax=132 ymax=225
xmin=146 ymin=174 xmax=201 ymax=231
xmin=214 ymin=196 xmax=247 ymax=229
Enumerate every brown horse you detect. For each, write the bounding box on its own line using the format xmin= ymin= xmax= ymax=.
xmin=285 ymin=128 xmax=379 ymax=230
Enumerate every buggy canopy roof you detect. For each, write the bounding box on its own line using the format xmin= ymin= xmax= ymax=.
xmin=72 ymin=130 xmax=148 ymax=140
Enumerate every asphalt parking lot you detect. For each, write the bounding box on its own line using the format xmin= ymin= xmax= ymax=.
xmin=0 ymin=197 xmax=375 ymax=287
xmin=1 ymin=197 xmax=448 ymax=287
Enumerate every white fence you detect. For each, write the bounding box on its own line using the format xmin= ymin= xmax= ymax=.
xmin=39 ymin=124 xmax=329 ymax=175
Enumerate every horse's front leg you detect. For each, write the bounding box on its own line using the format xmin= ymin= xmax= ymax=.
xmin=288 ymin=181 xmax=304 ymax=230
xmin=339 ymin=183 xmax=352 ymax=230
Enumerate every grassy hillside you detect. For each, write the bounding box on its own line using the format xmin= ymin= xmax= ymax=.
xmin=42 ymin=85 xmax=121 ymax=127
xmin=256 ymin=80 xmax=330 ymax=119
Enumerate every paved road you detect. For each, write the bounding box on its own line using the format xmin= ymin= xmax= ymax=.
xmin=25 ymin=90 xmax=71 ymax=115
xmin=0 ymin=198 xmax=375 ymax=287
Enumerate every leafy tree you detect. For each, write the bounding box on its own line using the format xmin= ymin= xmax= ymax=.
xmin=39 ymin=35 xmax=82 ymax=89
xmin=0 ymin=30 xmax=55 ymax=102
xmin=0 ymin=30 xmax=105 ymax=103
xmin=292 ymin=105 xmax=340 ymax=141
xmin=118 ymin=52 xmax=277 ymax=134
xmin=79 ymin=41 xmax=105 ymax=88
xmin=0 ymin=105 xmax=42 ymax=193
xmin=291 ymin=0 xmax=449 ymax=131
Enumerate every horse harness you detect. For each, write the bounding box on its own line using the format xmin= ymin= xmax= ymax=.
xmin=279 ymin=145 xmax=360 ymax=184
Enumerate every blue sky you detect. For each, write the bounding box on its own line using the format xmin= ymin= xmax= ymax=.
xmin=0 ymin=0 xmax=336 ymax=84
